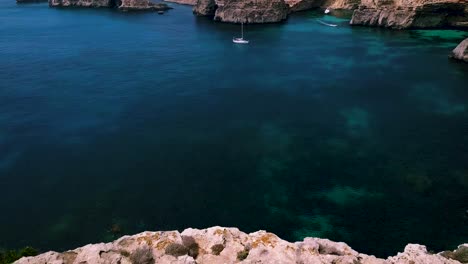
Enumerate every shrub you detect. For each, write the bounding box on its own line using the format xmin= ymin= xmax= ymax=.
xmin=165 ymin=243 xmax=188 ymax=257
xmin=129 ymin=247 xmax=154 ymax=264
xmin=0 ymin=247 xmax=39 ymax=264
xmin=211 ymin=244 xmax=224 ymax=255
xmin=237 ymin=249 xmax=249 ymax=261
xmin=181 ymin=236 xmax=199 ymax=259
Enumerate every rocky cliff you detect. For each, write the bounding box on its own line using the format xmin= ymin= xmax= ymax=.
xmin=164 ymin=0 xmax=196 ymax=5
xmin=213 ymin=0 xmax=289 ymax=23
xmin=349 ymin=0 xmax=468 ymax=29
xmin=49 ymin=0 xmax=171 ymax=11
xmin=193 ymin=0 xmax=217 ymax=16
xmin=450 ymin=38 xmax=468 ymax=62
xmin=14 ymin=226 xmax=468 ymax=264
xmin=193 ymin=0 xmax=289 ymax=23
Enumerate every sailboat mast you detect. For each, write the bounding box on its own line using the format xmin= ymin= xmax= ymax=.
xmin=241 ymin=22 xmax=244 ymax=38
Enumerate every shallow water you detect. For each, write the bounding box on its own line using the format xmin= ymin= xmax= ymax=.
xmin=0 ymin=1 xmax=467 ymax=257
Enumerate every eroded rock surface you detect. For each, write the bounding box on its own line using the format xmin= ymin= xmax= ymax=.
xmin=49 ymin=0 xmax=112 ymax=8
xmin=49 ymin=0 xmax=171 ymax=11
xmin=118 ymin=0 xmax=172 ymax=11
xmin=213 ymin=0 xmax=289 ymax=23
xmin=14 ymin=226 xmax=467 ymax=264
xmin=165 ymin=0 xmax=196 ymax=5
xmin=193 ymin=0 xmax=216 ymax=16
xmin=350 ymin=0 xmax=468 ymax=29
xmin=193 ymin=0 xmax=289 ymax=23
xmin=450 ymin=38 xmax=468 ymax=62
xmin=285 ymin=0 xmax=322 ymax=12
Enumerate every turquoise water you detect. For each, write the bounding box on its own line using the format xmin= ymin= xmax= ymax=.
xmin=1 ymin=0 xmax=467 ymax=257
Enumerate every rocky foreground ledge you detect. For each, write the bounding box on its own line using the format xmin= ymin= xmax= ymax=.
xmin=15 ymin=226 xmax=468 ymax=264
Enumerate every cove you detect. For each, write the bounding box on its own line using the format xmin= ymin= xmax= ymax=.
xmin=0 ymin=1 xmax=467 ymax=257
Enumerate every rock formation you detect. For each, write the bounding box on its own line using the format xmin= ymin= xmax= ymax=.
xmin=450 ymin=38 xmax=468 ymax=62
xmin=49 ymin=0 xmax=171 ymax=11
xmin=193 ymin=0 xmax=217 ymax=16
xmin=14 ymin=226 xmax=468 ymax=264
xmin=49 ymin=0 xmax=112 ymax=8
xmin=284 ymin=0 xmax=322 ymax=12
xmin=164 ymin=0 xmax=196 ymax=5
xmin=322 ymin=0 xmax=360 ymax=10
xmin=118 ymin=0 xmax=172 ymax=11
xmin=193 ymin=0 xmax=289 ymax=23
xmin=213 ymin=0 xmax=289 ymax=23
xmin=16 ymin=0 xmax=48 ymax=4
xmin=349 ymin=0 xmax=468 ymax=29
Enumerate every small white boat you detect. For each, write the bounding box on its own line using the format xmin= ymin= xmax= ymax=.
xmin=233 ymin=22 xmax=249 ymax=44
xmin=324 ymin=8 xmax=330 ymax=14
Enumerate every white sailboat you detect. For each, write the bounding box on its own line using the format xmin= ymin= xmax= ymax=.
xmin=233 ymin=22 xmax=249 ymax=44
xmin=324 ymin=8 xmax=330 ymax=14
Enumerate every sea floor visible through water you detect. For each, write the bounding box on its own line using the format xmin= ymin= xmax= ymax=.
xmin=0 ymin=0 xmax=467 ymax=257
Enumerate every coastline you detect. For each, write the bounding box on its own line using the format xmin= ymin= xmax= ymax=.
xmin=14 ymin=227 xmax=468 ymax=264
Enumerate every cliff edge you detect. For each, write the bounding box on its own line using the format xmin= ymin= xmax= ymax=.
xmin=14 ymin=226 xmax=468 ymax=264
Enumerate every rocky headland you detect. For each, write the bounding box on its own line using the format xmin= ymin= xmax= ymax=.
xmin=451 ymin=38 xmax=468 ymax=62
xmin=49 ymin=0 xmax=171 ymax=11
xmin=14 ymin=226 xmax=468 ymax=264
xmin=349 ymin=0 xmax=468 ymax=29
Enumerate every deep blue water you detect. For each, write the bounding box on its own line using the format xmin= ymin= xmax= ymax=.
xmin=1 ymin=0 xmax=467 ymax=257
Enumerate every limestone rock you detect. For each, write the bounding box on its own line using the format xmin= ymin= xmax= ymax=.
xmin=193 ymin=0 xmax=216 ymax=16
xmin=284 ymin=0 xmax=323 ymax=12
xmin=322 ymin=0 xmax=360 ymax=10
xmin=13 ymin=226 xmax=467 ymax=264
xmin=49 ymin=0 xmax=112 ymax=8
xmin=350 ymin=0 xmax=468 ymax=29
xmin=117 ymin=0 xmax=172 ymax=11
xmin=387 ymin=244 xmax=461 ymax=264
xmin=213 ymin=0 xmax=289 ymax=23
xmin=49 ymin=0 xmax=171 ymax=11
xmin=450 ymin=38 xmax=468 ymax=63
xmin=16 ymin=0 xmax=48 ymax=4
xmin=164 ymin=0 xmax=196 ymax=5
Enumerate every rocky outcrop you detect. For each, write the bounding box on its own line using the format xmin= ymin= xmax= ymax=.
xmin=213 ymin=0 xmax=289 ymax=23
xmin=350 ymin=0 xmax=468 ymax=29
xmin=49 ymin=0 xmax=111 ymax=8
xmin=164 ymin=0 xmax=196 ymax=5
xmin=118 ymin=0 xmax=172 ymax=11
xmin=450 ymin=38 xmax=468 ymax=62
xmin=322 ymin=0 xmax=360 ymax=9
xmin=193 ymin=0 xmax=216 ymax=16
xmin=16 ymin=0 xmax=48 ymax=4
xmin=284 ymin=0 xmax=322 ymax=12
xmin=193 ymin=0 xmax=289 ymax=23
xmin=49 ymin=0 xmax=171 ymax=11
xmin=14 ymin=226 xmax=467 ymax=264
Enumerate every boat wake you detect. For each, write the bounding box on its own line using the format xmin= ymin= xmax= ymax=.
xmin=317 ymin=19 xmax=338 ymax=27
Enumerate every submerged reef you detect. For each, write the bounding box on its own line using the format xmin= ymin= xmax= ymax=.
xmin=13 ymin=227 xmax=468 ymax=264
